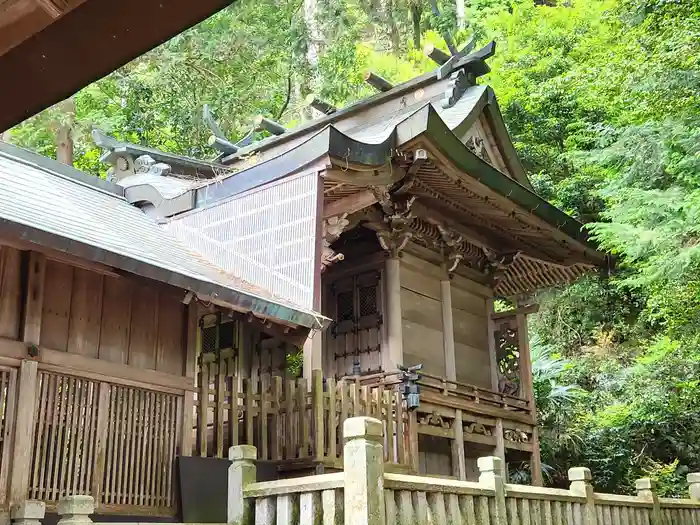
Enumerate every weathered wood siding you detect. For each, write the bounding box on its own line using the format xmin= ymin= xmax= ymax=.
xmin=451 ymin=274 xmax=491 ymax=389
xmin=399 ymin=254 xmax=492 ymax=388
xmin=40 ymin=259 xmax=186 ymax=376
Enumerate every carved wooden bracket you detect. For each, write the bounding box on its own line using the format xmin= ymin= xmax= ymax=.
xmin=375 ymin=194 xmax=416 ymax=258
xmin=321 ymin=214 xmax=350 ymax=271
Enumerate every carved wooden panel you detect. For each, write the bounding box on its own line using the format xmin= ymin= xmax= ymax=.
xmin=494 ymin=317 xmax=520 ymax=396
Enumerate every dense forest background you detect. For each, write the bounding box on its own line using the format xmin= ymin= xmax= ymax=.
xmin=4 ymin=0 xmax=700 ymax=496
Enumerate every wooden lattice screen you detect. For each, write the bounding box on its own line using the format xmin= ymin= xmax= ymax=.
xmin=28 ymin=370 xmax=182 ymax=514
xmin=0 ymin=365 xmax=17 ymax=505
xmin=29 ymin=372 xmax=100 ymax=501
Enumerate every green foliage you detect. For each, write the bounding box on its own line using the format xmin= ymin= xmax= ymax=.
xmin=7 ymin=0 xmax=700 ymax=497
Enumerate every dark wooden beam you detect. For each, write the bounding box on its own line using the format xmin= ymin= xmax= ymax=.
xmin=363 ymin=71 xmax=394 ymax=92
xmin=0 ymin=0 xmax=234 ymax=132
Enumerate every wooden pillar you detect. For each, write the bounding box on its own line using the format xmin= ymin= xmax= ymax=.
xmin=181 ymin=303 xmax=199 ymax=457
xmin=302 ymin=331 xmax=323 ymax=381
xmin=440 ymin=272 xmax=465 ymax=480
xmin=22 ymin=252 xmax=46 ymax=346
xmin=383 ymin=256 xmax=403 ymax=372
xmin=303 ymin=258 xmax=323 ymax=380
xmin=10 ymin=251 xmax=45 ymax=503
xmin=517 ymin=309 xmax=542 ymax=486
xmin=9 ymin=360 xmax=38 ymax=503
xmin=486 ymin=298 xmax=507 ymax=478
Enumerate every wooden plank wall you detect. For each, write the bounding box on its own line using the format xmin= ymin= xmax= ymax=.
xmin=399 ymin=254 xmax=492 ymax=388
xmin=450 ymin=275 xmax=491 ymax=389
xmin=40 ymin=259 xmax=186 ymax=376
xmin=400 ymin=258 xmax=446 ymax=378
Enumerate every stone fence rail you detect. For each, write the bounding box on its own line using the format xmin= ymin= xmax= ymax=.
xmin=231 ymin=416 xmax=700 ymax=525
xmin=9 ymin=417 xmax=700 ymax=525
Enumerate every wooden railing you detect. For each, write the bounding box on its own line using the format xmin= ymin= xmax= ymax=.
xmin=418 ymin=371 xmax=531 ymax=414
xmin=194 ymin=367 xmax=415 ymax=471
xmin=340 ymin=370 xmax=531 ymax=414
xmin=231 ymin=416 xmax=700 ymax=525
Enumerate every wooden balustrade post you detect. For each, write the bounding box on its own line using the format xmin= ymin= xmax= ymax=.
xmin=636 ymin=478 xmax=662 ymax=525
xmin=228 ymin=445 xmax=257 ymax=525
xmin=9 ymin=360 xmax=39 ymax=504
xmin=343 ymin=417 xmax=385 ymax=525
xmin=688 ymin=473 xmax=700 ymax=501
xmin=568 ymin=467 xmax=597 ymax=525
xmin=477 ymin=456 xmax=506 ymax=525
xmin=11 ymin=500 xmax=45 ymax=525
xmin=56 ymin=495 xmax=94 ymax=525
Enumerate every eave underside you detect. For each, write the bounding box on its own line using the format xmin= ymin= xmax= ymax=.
xmin=323 ymin=150 xmax=598 ymax=297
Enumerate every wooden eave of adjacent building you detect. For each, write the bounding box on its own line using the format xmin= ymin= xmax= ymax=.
xmin=0 ymin=140 xmax=327 ymax=333
xmin=0 ymin=0 xmax=235 ymax=132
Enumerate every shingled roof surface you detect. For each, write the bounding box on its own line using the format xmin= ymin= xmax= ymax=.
xmin=0 ymin=141 xmax=326 ymax=330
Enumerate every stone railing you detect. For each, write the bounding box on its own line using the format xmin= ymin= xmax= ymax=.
xmin=229 ymin=416 xmax=700 ymax=525
xmin=12 ymin=416 xmax=700 ymax=525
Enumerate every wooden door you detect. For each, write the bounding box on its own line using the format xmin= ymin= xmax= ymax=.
xmin=328 ymin=270 xmax=383 ymax=377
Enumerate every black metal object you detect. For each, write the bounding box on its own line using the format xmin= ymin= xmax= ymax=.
xmin=177 ymin=456 xmax=278 ymax=523
xmin=398 ymin=363 xmax=423 ymax=410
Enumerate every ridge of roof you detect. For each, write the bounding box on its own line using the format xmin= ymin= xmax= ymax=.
xmin=221 ymin=42 xmax=498 ymax=164
xmin=0 ymin=140 xmax=124 ymax=198
xmin=92 ymin=129 xmax=224 ymax=176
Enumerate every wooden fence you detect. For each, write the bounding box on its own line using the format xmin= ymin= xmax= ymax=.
xmin=194 ymin=366 xmax=415 ymax=471
xmin=230 ymin=415 xmax=700 ymax=525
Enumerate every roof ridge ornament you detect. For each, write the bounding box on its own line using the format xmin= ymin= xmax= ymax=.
xmin=133 ymin=154 xmax=171 ymax=177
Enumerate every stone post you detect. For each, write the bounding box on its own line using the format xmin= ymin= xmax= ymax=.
xmin=569 ymin=467 xmax=597 ymax=525
xmin=688 ymin=473 xmax=700 ymax=501
xmin=56 ymin=496 xmax=94 ymax=525
xmin=478 ymin=457 xmax=507 ymax=525
xmin=343 ymin=417 xmax=385 ymax=525
xmin=11 ymin=501 xmax=45 ymax=525
xmin=228 ymin=445 xmax=257 ymax=525
xmin=636 ymin=478 xmax=662 ymax=525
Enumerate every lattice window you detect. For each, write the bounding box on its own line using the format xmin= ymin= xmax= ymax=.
xmin=358 ymin=285 xmax=378 ymax=317
xmin=200 ymin=314 xmax=240 ymax=354
xmin=336 ymin=291 xmax=354 ymax=323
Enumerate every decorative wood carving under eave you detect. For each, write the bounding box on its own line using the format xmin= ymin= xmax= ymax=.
xmin=464 ymin=422 xmax=493 ymax=436
xmin=321 ymin=214 xmax=351 ymax=271
xmin=504 ymin=429 xmax=531 ymax=443
xmin=374 ymin=194 xmax=416 ymax=257
xmin=419 ymin=411 xmax=451 ymax=429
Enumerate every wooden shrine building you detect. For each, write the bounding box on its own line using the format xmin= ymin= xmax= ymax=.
xmin=0 ymin=42 xmax=606 ymax=521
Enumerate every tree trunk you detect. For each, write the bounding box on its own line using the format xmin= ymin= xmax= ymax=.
xmin=411 ymin=3 xmax=421 ymax=49
xmin=55 ymin=98 xmax=75 ymax=166
xmin=301 ymin=0 xmax=322 ymax=122
xmin=384 ymin=0 xmax=401 ymax=52
xmin=456 ymin=0 xmax=466 ymax=30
